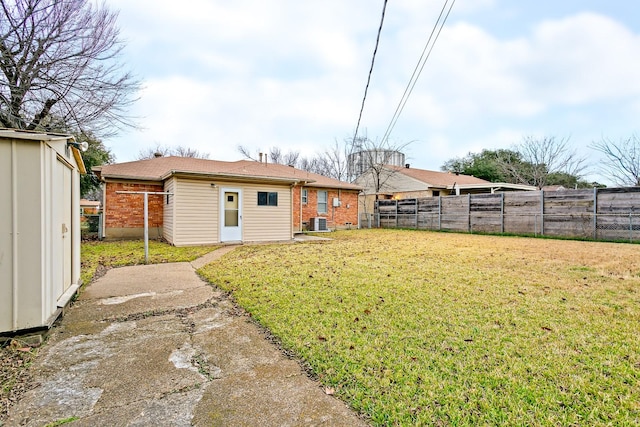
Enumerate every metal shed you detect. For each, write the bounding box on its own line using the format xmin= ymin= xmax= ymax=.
xmin=0 ymin=129 xmax=86 ymax=334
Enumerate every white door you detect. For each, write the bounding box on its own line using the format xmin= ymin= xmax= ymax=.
xmin=52 ymin=158 xmax=72 ymax=300
xmin=220 ymin=189 xmax=242 ymax=242
xmin=62 ymin=163 xmax=72 ymax=291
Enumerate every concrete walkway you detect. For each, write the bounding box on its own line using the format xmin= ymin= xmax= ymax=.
xmin=6 ymin=245 xmax=368 ymax=427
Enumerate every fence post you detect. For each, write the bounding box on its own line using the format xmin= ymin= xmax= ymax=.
xmin=630 ymin=212 xmax=633 ymax=243
xmin=500 ymin=192 xmax=505 ymax=234
xmin=468 ymin=194 xmax=472 ymax=232
xmin=438 ymin=196 xmax=442 ymax=231
xmin=593 ymin=187 xmax=598 ymax=240
xmin=540 ymin=190 xmax=545 ymax=236
xmin=395 ymin=200 xmax=399 ymax=228
xmin=415 ymin=199 xmax=418 ymax=229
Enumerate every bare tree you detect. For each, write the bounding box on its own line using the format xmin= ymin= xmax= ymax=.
xmin=137 ymin=144 xmax=209 ymax=160
xmin=237 ymin=145 xmax=301 ymax=165
xmin=591 ymin=135 xmax=640 ymax=186
xmin=350 ymin=136 xmax=411 ymax=194
xmin=0 ymin=0 xmax=140 ymax=136
xmin=499 ymin=136 xmax=588 ymax=189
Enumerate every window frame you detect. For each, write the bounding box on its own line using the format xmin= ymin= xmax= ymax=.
xmin=301 ymin=188 xmax=308 ymax=205
xmin=317 ymin=190 xmax=328 ymax=214
xmin=257 ymin=191 xmax=278 ymax=206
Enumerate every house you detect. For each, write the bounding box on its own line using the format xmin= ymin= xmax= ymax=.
xmin=355 ymin=164 xmax=536 ymax=214
xmin=94 ymin=156 xmax=361 ymax=245
xmin=0 ymin=129 xmax=86 ymax=333
xmin=80 ymin=199 xmax=101 ymax=214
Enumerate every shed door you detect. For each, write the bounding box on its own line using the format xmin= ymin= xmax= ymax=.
xmin=220 ymin=189 xmax=242 ymax=242
xmin=53 ymin=158 xmax=73 ymax=300
xmin=62 ymin=163 xmax=72 ymax=291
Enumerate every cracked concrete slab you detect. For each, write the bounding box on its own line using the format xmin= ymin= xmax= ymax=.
xmin=5 ymin=247 xmax=368 ymax=427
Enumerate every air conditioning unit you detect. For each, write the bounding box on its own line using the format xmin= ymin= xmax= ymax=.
xmin=308 ymin=217 xmax=328 ymax=232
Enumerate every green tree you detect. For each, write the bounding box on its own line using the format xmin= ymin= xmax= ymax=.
xmin=442 ymin=137 xmax=589 ymax=189
xmin=77 ymin=132 xmax=113 ymax=197
xmin=441 ymin=149 xmax=523 ymax=182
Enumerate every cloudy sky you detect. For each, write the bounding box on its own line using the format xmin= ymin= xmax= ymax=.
xmin=105 ymin=0 xmax=640 ymax=184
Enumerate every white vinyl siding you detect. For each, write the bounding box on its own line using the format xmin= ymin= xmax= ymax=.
xmin=163 ymin=178 xmax=175 ymax=244
xmin=243 ymin=183 xmax=291 ymax=242
xmin=168 ymin=178 xmax=292 ymax=246
xmin=172 ymin=178 xmax=218 ymax=246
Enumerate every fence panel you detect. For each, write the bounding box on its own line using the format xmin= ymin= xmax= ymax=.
xmin=373 ymin=188 xmax=640 ymax=242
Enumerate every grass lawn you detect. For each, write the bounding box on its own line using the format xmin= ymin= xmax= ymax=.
xmin=199 ymin=229 xmax=640 ymax=426
xmin=80 ymin=240 xmax=220 ymax=286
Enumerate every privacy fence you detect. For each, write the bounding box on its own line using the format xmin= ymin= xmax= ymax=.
xmin=366 ymin=187 xmax=640 ymax=243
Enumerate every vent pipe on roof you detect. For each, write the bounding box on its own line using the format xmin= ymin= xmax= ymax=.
xmin=259 ymin=152 xmax=263 ymax=162
xmin=405 ymin=163 xmax=410 ymax=168
xmin=154 ymin=152 xmax=163 ymax=158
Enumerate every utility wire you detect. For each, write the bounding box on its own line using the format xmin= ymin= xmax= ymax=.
xmin=352 ymin=0 xmax=388 ymax=145
xmin=380 ymin=0 xmax=456 ymax=144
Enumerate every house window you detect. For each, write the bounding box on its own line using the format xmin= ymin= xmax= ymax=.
xmin=432 ymin=190 xmax=440 ymax=197
xmin=301 ymin=188 xmax=308 ymax=205
xmin=258 ymin=191 xmax=278 ymax=206
xmin=317 ymin=190 xmax=328 ymax=214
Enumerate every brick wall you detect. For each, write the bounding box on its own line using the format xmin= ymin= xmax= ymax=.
xmin=293 ymin=186 xmax=359 ymax=230
xmin=104 ymin=182 xmax=164 ymax=229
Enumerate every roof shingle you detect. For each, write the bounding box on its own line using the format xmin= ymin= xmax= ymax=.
xmin=95 ymin=157 xmax=361 ymax=190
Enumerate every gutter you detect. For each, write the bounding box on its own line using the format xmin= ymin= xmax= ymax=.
xmin=163 ymin=170 xmax=308 ymax=184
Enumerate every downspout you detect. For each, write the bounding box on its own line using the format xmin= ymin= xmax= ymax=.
xmin=298 ymin=181 xmax=308 ymax=233
xmin=11 ymin=139 xmax=18 ymax=330
xmin=101 ymin=181 xmax=107 ymax=239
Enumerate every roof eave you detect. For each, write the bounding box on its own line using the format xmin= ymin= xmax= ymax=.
xmin=166 ymin=170 xmax=303 ymax=185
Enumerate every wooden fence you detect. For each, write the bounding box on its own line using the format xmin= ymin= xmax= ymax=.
xmin=368 ymin=187 xmax=640 ymax=242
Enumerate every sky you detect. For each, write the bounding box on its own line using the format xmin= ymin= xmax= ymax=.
xmin=104 ymin=0 xmax=640 ymax=184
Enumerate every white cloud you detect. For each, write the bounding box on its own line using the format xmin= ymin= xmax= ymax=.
xmin=104 ymin=0 xmax=640 ymax=180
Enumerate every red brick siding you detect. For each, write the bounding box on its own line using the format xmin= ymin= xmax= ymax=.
xmin=104 ymin=182 xmax=164 ymax=229
xmin=293 ymin=186 xmax=359 ymax=230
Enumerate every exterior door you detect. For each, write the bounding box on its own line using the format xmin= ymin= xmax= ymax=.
xmin=62 ymin=163 xmax=72 ymax=291
xmin=220 ymin=189 xmax=242 ymax=242
xmin=52 ymin=158 xmax=72 ymax=300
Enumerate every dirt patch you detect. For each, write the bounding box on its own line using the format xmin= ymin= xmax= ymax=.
xmin=0 ymin=341 xmax=39 ymax=422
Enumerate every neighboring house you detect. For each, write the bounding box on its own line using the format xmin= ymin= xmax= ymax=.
xmin=80 ymin=199 xmax=101 ymax=214
xmin=94 ymin=156 xmax=361 ymax=245
xmin=0 ymin=129 xmax=86 ymax=333
xmin=355 ymin=164 xmax=536 ymax=214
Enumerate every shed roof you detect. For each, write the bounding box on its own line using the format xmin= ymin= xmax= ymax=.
xmin=0 ymin=128 xmax=85 ymax=174
xmin=95 ymin=157 xmax=361 ymax=190
xmin=0 ymin=128 xmax=72 ymax=142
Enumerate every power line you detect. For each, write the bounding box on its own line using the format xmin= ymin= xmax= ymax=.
xmin=380 ymin=0 xmax=456 ymax=144
xmin=352 ymin=0 xmax=388 ymax=144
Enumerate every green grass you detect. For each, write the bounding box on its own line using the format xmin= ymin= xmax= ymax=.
xmin=81 ymin=240 xmax=220 ymax=286
xmin=199 ymin=229 xmax=640 ymax=426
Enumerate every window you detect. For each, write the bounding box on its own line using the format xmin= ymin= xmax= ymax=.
xmin=432 ymin=190 xmax=440 ymax=197
xmin=301 ymin=188 xmax=308 ymax=205
xmin=258 ymin=191 xmax=278 ymax=206
xmin=317 ymin=190 xmax=328 ymax=214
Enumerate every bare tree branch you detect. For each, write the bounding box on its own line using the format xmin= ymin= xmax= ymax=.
xmin=137 ymin=144 xmax=209 ymax=160
xmin=0 ymin=0 xmax=140 ymax=136
xmin=591 ymin=135 xmax=640 ymax=186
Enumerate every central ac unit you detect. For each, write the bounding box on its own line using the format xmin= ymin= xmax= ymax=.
xmin=308 ymin=217 xmax=328 ymax=231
